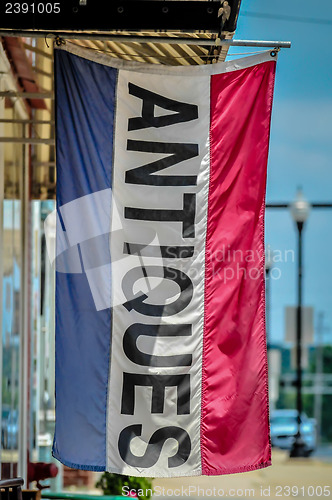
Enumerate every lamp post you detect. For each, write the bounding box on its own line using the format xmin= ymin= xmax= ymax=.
xmin=289 ymin=189 xmax=311 ymax=457
xmin=265 ymin=245 xmax=273 ymax=347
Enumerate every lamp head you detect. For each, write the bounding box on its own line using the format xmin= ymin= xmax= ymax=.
xmin=290 ymin=189 xmax=311 ymax=224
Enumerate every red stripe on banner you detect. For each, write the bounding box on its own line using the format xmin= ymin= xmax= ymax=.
xmin=201 ymin=61 xmax=276 ymax=475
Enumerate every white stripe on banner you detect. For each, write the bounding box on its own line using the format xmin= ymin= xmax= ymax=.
xmin=107 ymin=70 xmax=210 ymax=476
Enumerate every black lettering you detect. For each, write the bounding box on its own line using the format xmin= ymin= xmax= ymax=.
xmin=123 ymin=323 xmax=192 ymax=367
xmin=126 ymin=140 xmax=198 ymax=186
xmin=118 ymin=424 xmax=191 ymax=468
xmin=122 ymin=373 xmax=190 ymax=415
xmin=125 ymin=193 xmax=196 ymax=238
xmin=128 ymin=83 xmax=198 ymax=131
xmin=122 ymin=266 xmax=193 ymax=316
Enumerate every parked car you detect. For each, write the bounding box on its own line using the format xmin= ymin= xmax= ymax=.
xmin=1 ymin=405 xmax=11 ymax=448
xmin=1 ymin=408 xmax=19 ymax=449
xmin=270 ymin=409 xmax=316 ymax=456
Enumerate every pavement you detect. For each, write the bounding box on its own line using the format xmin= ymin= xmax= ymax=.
xmin=152 ymin=449 xmax=332 ymax=499
xmin=313 ymin=444 xmax=332 ymax=463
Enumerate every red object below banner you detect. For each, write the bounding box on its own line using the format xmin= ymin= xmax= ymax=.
xmin=28 ymin=462 xmax=58 ymax=489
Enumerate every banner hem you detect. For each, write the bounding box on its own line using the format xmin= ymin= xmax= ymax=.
xmin=200 ymin=74 xmax=213 ymax=475
xmin=202 ymin=460 xmax=272 ymax=476
xmin=52 ymin=451 xmax=106 ymax=472
xmin=105 ymin=467 xmax=202 ymax=478
xmin=260 ymin=59 xmax=277 ymax=464
xmin=51 ymin=451 xmax=271 ymax=477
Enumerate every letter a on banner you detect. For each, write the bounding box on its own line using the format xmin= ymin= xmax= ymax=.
xmin=52 ymin=42 xmax=277 ymax=477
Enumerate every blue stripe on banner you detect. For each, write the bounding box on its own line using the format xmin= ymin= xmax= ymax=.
xmin=53 ymin=49 xmax=117 ymax=469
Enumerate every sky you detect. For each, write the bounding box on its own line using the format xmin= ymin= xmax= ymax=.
xmin=227 ymin=0 xmax=332 ymax=344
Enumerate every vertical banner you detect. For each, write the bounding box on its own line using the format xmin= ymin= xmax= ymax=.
xmin=53 ymin=43 xmax=276 ymax=477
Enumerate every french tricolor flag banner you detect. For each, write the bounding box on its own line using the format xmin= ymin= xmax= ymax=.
xmin=53 ymin=42 xmax=276 ymax=477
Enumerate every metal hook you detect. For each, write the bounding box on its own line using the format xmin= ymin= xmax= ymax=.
xmin=55 ymin=36 xmax=66 ymax=47
xmin=270 ymin=47 xmax=280 ymax=57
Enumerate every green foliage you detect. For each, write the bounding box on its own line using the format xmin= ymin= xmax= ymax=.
xmin=302 ymin=394 xmax=314 ymax=417
xmin=96 ymin=473 xmax=153 ymax=500
xmin=321 ymin=396 xmax=332 ymax=442
xmin=276 ymin=391 xmax=295 ymax=410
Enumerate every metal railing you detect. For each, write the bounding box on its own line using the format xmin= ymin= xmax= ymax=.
xmin=42 ymin=493 xmax=123 ymax=500
xmin=0 ymin=477 xmax=24 ymax=500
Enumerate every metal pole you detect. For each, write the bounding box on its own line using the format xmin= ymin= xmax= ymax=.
xmin=0 ymin=69 xmax=4 ymax=478
xmin=18 ymin=136 xmax=30 ymax=485
xmin=226 ymin=39 xmax=291 ymax=48
xmin=0 ymin=30 xmax=292 ymax=47
xmin=266 ymin=203 xmax=332 ymax=209
xmin=297 ymin=222 xmax=303 ymax=418
xmin=290 ymin=221 xmax=307 ymax=457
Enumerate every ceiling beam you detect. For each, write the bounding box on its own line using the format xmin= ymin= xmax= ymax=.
xmin=0 ymin=137 xmax=55 ymax=144
xmin=0 ymin=91 xmax=54 ymax=99
xmin=0 ymin=31 xmax=291 ymax=48
xmin=0 ymin=118 xmax=55 ymax=124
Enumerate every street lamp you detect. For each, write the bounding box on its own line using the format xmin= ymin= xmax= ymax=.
xmin=265 ymin=245 xmax=274 ymax=347
xmin=289 ymin=189 xmax=311 ymax=457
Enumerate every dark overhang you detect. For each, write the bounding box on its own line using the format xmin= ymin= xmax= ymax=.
xmin=1 ymin=0 xmax=241 ymax=32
